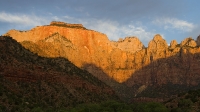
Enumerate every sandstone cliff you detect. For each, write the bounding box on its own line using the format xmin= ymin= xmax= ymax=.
xmin=4 ymin=21 xmax=134 ymax=83
xmin=4 ymin=21 xmax=200 ymax=99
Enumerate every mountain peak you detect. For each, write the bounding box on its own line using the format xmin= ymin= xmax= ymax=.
xmin=152 ymin=34 xmax=163 ymax=41
xmin=148 ymin=34 xmax=168 ymax=52
xmin=169 ymin=40 xmax=178 ymax=49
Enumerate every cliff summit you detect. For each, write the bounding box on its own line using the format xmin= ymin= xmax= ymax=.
xmin=50 ymin=21 xmax=86 ymax=29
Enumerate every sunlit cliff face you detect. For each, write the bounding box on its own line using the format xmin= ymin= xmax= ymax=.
xmin=4 ymin=21 xmax=200 ymax=86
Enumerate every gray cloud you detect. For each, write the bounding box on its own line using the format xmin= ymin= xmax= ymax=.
xmin=60 ymin=16 xmax=156 ymax=45
xmin=63 ymin=0 xmax=186 ymax=22
xmin=0 ymin=0 xmax=188 ymax=24
xmin=152 ymin=17 xmax=196 ymax=32
xmin=0 ymin=12 xmax=48 ymax=26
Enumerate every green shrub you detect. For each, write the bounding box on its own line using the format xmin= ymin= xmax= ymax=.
xmin=131 ymin=102 xmax=169 ymax=112
xmin=0 ymin=105 xmax=6 ymax=112
xmin=31 ymin=107 xmax=43 ymax=112
xmin=67 ymin=101 xmax=169 ymax=112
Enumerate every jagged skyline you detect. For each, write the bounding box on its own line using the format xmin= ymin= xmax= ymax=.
xmin=0 ymin=0 xmax=200 ymax=45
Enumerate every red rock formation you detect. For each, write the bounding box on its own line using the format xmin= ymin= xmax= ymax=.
xmin=4 ymin=21 xmax=200 ymax=90
xmin=180 ymin=37 xmax=197 ymax=47
xmin=111 ymin=37 xmax=144 ymax=53
xmin=4 ymin=22 xmax=133 ymax=83
xmin=169 ymin=40 xmax=178 ymax=49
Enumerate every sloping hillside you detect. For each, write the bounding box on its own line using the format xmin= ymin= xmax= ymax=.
xmin=0 ymin=36 xmax=118 ymax=111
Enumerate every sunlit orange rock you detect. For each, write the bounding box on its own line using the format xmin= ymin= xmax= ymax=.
xmin=180 ymin=37 xmax=197 ymax=47
xmin=111 ymin=37 xmax=144 ymax=53
xmin=4 ymin=21 xmax=200 ymax=87
xmin=169 ymin=40 xmax=178 ymax=49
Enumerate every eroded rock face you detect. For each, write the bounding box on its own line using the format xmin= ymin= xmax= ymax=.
xmin=170 ymin=40 xmax=178 ymax=49
xmin=148 ymin=34 xmax=168 ymax=52
xmin=111 ymin=37 xmax=144 ymax=53
xmin=180 ymin=37 xmax=197 ymax=47
xmin=4 ymin=21 xmax=200 ymax=89
xmin=147 ymin=34 xmax=168 ymax=61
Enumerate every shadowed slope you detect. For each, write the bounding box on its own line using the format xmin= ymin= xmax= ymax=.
xmin=0 ymin=36 xmax=118 ymax=111
xmin=124 ymin=48 xmax=200 ymax=102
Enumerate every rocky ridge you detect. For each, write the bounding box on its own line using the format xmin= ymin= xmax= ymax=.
xmin=4 ymin=21 xmax=200 ymax=99
xmin=49 ymin=21 xmax=86 ymax=29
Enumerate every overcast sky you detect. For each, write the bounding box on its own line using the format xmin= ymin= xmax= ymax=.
xmin=0 ymin=0 xmax=200 ymax=46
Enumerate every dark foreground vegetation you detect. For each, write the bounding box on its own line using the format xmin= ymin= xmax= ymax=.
xmin=0 ymin=76 xmax=169 ymax=112
xmin=165 ymin=89 xmax=200 ymax=112
xmin=0 ymin=75 xmax=118 ymax=112
xmin=2 ymin=76 xmax=200 ymax=112
xmin=65 ymin=89 xmax=200 ymax=112
xmin=67 ymin=101 xmax=169 ymax=112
